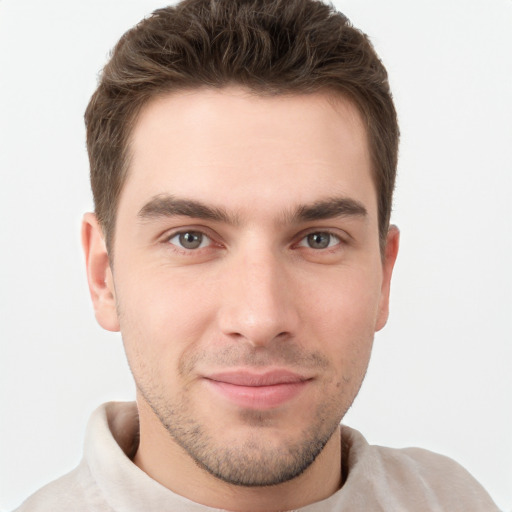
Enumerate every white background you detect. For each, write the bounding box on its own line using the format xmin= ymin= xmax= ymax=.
xmin=0 ymin=0 xmax=511 ymax=510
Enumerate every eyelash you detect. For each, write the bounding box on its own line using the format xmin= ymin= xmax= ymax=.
xmin=164 ymin=229 xmax=219 ymax=255
xmin=295 ymin=231 xmax=343 ymax=250
xmin=163 ymin=228 xmax=346 ymax=254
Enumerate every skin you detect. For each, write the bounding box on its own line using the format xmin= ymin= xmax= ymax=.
xmin=83 ymin=87 xmax=399 ymax=512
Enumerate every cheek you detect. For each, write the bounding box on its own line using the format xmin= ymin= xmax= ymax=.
xmin=300 ymin=266 xmax=382 ymax=368
xmin=115 ymin=267 xmax=218 ymax=379
xmin=303 ymin=265 xmax=382 ymax=332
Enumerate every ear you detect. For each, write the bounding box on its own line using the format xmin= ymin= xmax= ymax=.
xmin=82 ymin=213 xmax=120 ymax=332
xmin=375 ymin=225 xmax=400 ymax=332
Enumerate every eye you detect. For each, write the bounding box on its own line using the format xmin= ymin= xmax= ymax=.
xmin=168 ymin=230 xmax=211 ymax=250
xmin=298 ymin=231 xmax=341 ymax=250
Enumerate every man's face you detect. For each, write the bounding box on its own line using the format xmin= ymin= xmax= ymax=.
xmin=87 ymin=87 xmax=398 ymax=486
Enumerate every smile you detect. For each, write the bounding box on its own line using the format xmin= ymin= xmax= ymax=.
xmin=203 ymin=370 xmax=312 ymax=410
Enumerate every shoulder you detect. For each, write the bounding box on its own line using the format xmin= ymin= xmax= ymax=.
xmin=340 ymin=426 xmax=500 ymax=511
xmin=12 ymin=461 xmax=109 ymax=512
xmin=11 ymin=402 xmax=134 ymax=512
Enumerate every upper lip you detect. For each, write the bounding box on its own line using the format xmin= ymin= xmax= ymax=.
xmin=205 ymin=369 xmax=310 ymax=387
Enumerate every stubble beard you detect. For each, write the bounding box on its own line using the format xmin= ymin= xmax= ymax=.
xmin=136 ymin=373 xmax=348 ymax=487
xmin=123 ymin=327 xmax=365 ymax=488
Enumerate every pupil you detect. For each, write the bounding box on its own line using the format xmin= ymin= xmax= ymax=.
xmin=180 ymin=232 xmax=202 ymax=249
xmin=308 ymin=232 xmax=330 ymax=249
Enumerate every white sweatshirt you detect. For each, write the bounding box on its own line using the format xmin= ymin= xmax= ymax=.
xmin=14 ymin=402 xmax=500 ymax=511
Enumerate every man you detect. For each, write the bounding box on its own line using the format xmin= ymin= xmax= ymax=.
xmin=14 ymin=0 xmax=500 ymax=510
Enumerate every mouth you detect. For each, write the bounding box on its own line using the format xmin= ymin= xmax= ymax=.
xmin=203 ymin=369 xmax=312 ymax=410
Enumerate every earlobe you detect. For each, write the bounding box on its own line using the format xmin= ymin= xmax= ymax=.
xmin=375 ymin=225 xmax=400 ymax=332
xmin=82 ymin=213 xmax=120 ymax=332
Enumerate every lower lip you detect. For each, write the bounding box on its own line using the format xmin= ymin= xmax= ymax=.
xmin=205 ymin=379 xmax=309 ymax=410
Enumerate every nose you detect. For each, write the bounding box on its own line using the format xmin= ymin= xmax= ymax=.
xmin=217 ymin=246 xmax=299 ymax=347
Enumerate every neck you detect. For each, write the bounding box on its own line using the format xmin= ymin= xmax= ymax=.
xmin=133 ymin=398 xmax=342 ymax=512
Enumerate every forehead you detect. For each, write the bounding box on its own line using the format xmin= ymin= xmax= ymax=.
xmin=122 ymin=87 xmax=376 ymax=221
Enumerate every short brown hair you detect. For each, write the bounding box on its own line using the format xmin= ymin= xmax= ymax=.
xmin=85 ymin=0 xmax=399 ymax=254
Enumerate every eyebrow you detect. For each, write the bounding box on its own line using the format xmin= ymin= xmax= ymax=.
xmin=138 ymin=195 xmax=237 ymax=224
xmin=290 ymin=197 xmax=367 ymax=223
xmin=137 ymin=194 xmax=367 ymax=225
